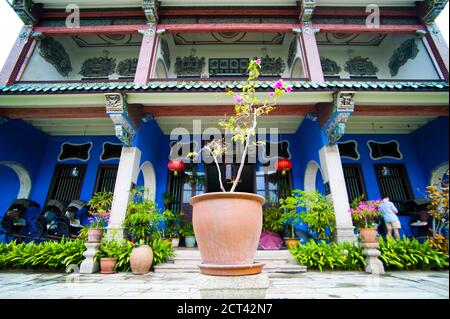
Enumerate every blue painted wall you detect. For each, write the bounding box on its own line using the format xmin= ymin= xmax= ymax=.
xmin=0 ymin=120 xmax=48 ymax=217
xmin=31 ymin=135 xmax=121 ymax=207
xmin=136 ymin=120 xmax=170 ymax=210
xmin=411 ymin=117 xmax=449 ymax=184
xmin=340 ymin=134 xmax=428 ymax=200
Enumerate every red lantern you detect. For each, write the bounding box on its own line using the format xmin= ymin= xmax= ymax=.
xmin=168 ymin=160 xmax=186 ymax=176
xmin=276 ymin=158 xmax=292 ymax=176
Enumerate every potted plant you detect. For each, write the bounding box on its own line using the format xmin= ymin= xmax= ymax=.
xmin=187 ymin=59 xmax=292 ymax=275
xmin=86 ymin=191 xmax=113 ymax=242
xmin=259 ymin=203 xmax=283 ymax=250
xmin=162 ymin=209 xmax=181 ymax=248
xmin=97 ymin=239 xmax=119 ymax=274
xmin=350 ymin=198 xmax=382 ymax=243
xmin=124 ymin=188 xmax=162 ymax=274
xmin=180 ymin=223 xmax=196 ymax=248
xmin=279 ymin=193 xmax=302 ymax=249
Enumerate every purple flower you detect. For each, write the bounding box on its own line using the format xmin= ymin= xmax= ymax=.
xmin=268 ymin=92 xmax=275 ymax=98
xmin=273 ymin=79 xmax=284 ymax=90
xmin=255 ymin=58 xmax=262 ymax=66
xmin=234 ymin=95 xmax=244 ymax=105
xmin=285 ymin=85 xmax=293 ymax=93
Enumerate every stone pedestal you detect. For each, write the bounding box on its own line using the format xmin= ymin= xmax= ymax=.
xmin=199 ymin=273 xmax=270 ymax=299
xmin=362 ymin=243 xmax=385 ymax=275
xmin=79 ymin=242 xmax=101 ymax=274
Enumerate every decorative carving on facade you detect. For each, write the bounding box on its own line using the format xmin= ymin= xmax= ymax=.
xmin=160 ymin=38 xmax=171 ymax=70
xmin=117 ymin=58 xmax=138 ymax=77
xmin=256 ymin=55 xmax=286 ymax=76
xmin=209 ymin=58 xmax=249 ymax=77
xmin=105 ymin=93 xmax=128 ymax=113
xmin=105 ymin=93 xmax=136 ymax=147
xmin=142 ymin=0 xmax=159 ymax=24
xmin=175 ymin=56 xmax=205 ymax=77
xmin=11 ymin=0 xmax=38 ymax=26
xmin=31 ymin=32 xmax=44 ymax=40
xmin=323 ymin=91 xmax=355 ymax=145
xmin=287 ymin=39 xmax=298 ymax=70
xmin=344 ymin=56 xmax=379 ymax=76
xmin=39 ymin=37 xmax=72 ymax=77
xmin=422 ymin=0 xmax=449 ymax=24
xmin=300 ymin=0 xmax=317 ymax=23
xmin=389 ymin=39 xmax=419 ymax=76
xmin=80 ymin=51 xmax=117 ymax=78
xmin=321 ymin=57 xmax=342 ymax=75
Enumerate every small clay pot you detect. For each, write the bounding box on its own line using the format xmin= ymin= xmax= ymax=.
xmin=359 ymin=228 xmax=378 ymax=243
xmin=284 ymin=238 xmax=300 ymax=250
xmin=87 ymin=228 xmax=103 ymax=242
xmin=100 ymin=258 xmax=117 ymax=274
xmin=130 ymin=245 xmax=153 ymax=275
xmin=184 ymin=236 xmax=196 ymax=248
xmin=171 ymin=238 xmax=180 ymax=248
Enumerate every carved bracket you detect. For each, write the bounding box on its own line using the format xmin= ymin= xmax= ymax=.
xmin=300 ymin=0 xmax=317 ymax=23
xmin=11 ymin=0 xmax=39 ymax=26
xmin=142 ymin=0 xmax=159 ymax=25
xmin=322 ymin=91 xmax=355 ymax=145
xmin=422 ymin=0 xmax=449 ymax=24
xmin=105 ymin=93 xmax=137 ymax=147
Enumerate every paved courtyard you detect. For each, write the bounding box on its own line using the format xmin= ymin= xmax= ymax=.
xmin=0 ymin=271 xmax=448 ymax=299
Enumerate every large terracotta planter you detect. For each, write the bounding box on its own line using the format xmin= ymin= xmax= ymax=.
xmin=359 ymin=228 xmax=378 ymax=243
xmin=87 ymin=228 xmax=103 ymax=242
xmin=190 ymin=192 xmax=265 ymax=276
xmin=100 ymin=258 xmax=117 ymax=274
xmin=130 ymin=245 xmax=153 ymax=275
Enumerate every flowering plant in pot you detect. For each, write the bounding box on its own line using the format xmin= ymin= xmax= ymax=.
xmin=86 ymin=191 xmax=113 ymax=242
xmin=349 ymin=198 xmax=382 ymax=243
xmin=187 ymin=59 xmax=292 ymax=276
xmin=162 ymin=209 xmax=181 ymax=248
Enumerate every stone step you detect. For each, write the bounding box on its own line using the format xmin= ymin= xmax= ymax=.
xmin=171 ymin=249 xmax=296 ymax=265
xmin=154 ymin=263 xmax=307 ymax=274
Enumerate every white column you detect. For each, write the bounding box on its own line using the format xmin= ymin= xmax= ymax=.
xmin=108 ymin=147 xmax=142 ymax=239
xmin=319 ymin=144 xmax=356 ymax=243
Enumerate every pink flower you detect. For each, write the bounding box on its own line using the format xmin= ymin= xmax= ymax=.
xmin=255 ymin=58 xmax=262 ymax=66
xmin=234 ymin=95 xmax=244 ymax=105
xmin=273 ymin=79 xmax=284 ymax=90
xmin=285 ymin=85 xmax=293 ymax=93
xmin=268 ymin=92 xmax=275 ymax=98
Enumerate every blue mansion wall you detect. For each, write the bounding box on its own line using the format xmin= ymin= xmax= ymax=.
xmin=411 ymin=117 xmax=449 ymax=184
xmin=0 ymin=120 xmax=48 ymax=216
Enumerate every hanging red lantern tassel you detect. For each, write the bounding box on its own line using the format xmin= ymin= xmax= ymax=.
xmin=168 ymin=160 xmax=186 ymax=176
xmin=276 ymin=158 xmax=292 ymax=176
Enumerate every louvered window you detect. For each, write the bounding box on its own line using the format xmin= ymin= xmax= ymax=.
xmin=94 ymin=165 xmax=119 ymax=193
xmin=375 ymin=164 xmax=413 ymax=213
xmin=47 ymin=165 xmax=87 ymax=205
xmin=343 ymin=164 xmax=366 ymax=203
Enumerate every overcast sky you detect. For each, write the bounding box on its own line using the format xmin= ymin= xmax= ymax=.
xmin=0 ymin=1 xmax=448 ymax=71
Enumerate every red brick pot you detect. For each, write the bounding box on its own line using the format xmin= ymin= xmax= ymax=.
xmin=87 ymin=228 xmax=103 ymax=242
xmin=190 ymin=192 xmax=265 ymax=276
xmin=100 ymin=258 xmax=117 ymax=274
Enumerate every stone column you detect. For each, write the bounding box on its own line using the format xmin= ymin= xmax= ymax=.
xmin=319 ymin=144 xmax=356 ymax=243
xmin=107 ymin=147 xmax=142 ymax=239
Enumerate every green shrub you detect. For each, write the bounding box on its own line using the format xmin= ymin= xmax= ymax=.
xmin=0 ymin=239 xmax=86 ymax=270
xmin=96 ymin=238 xmax=174 ymax=272
xmin=289 ymin=240 xmax=365 ymax=271
xmin=379 ymin=237 xmax=449 ymax=270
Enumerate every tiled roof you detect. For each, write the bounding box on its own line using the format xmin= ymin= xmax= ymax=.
xmin=0 ymin=80 xmax=448 ymax=94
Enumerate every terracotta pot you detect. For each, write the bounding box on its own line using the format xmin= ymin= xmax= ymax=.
xmin=360 ymin=228 xmax=378 ymax=243
xmin=87 ymin=228 xmax=103 ymax=242
xmin=100 ymin=258 xmax=117 ymax=274
xmin=130 ymin=245 xmax=153 ymax=275
xmin=191 ymin=192 xmax=265 ymax=275
xmin=185 ymin=236 xmax=196 ymax=248
xmin=284 ymin=238 xmax=300 ymax=250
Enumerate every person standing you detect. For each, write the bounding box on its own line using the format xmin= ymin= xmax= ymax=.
xmin=378 ymin=197 xmax=401 ymax=239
